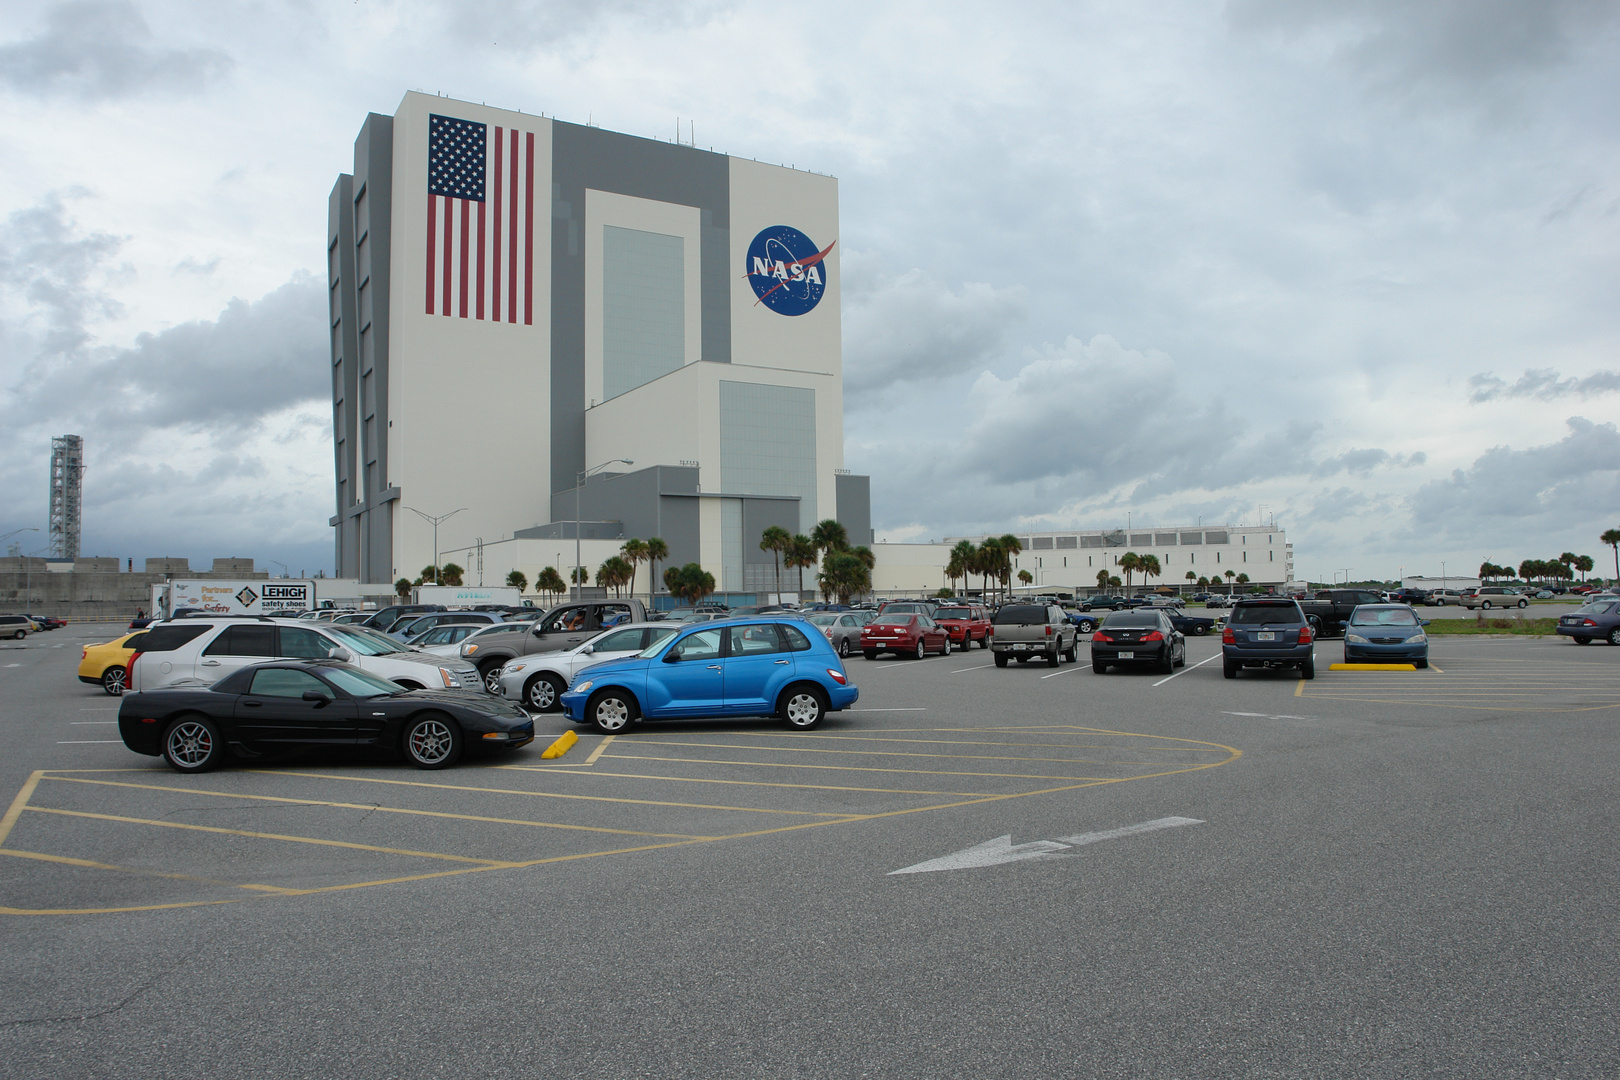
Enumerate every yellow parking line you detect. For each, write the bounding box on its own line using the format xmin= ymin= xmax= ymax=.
xmin=538 ymin=769 xmax=1002 ymax=798
xmin=700 ymin=731 xmax=1235 ymax=753
xmin=620 ymin=737 xmax=1209 ymax=768
xmin=584 ymin=734 xmax=615 ymax=765
xmin=0 ymin=770 xmax=44 ymax=848
xmin=0 ymin=899 xmax=243 ymax=916
xmin=40 ymin=776 xmax=706 ymax=840
xmin=605 ymin=752 xmax=1164 ymax=782
xmin=24 ymin=807 xmax=520 ymax=866
xmin=245 ymin=769 xmax=854 ymax=818
xmin=0 ymin=846 xmax=292 ymax=891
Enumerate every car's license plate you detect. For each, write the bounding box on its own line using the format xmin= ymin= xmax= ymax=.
xmin=1117 ymin=651 xmax=1134 ymax=659
xmin=1257 ymin=632 xmax=1275 ymax=641
xmin=1013 ymin=643 xmax=1028 ymax=650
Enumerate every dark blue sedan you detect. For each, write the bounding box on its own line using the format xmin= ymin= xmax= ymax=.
xmin=1556 ymin=599 xmax=1620 ymax=646
xmin=559 ymin=616 xmax=859 ymax=733
xmin=1342 ymin=604 xmax=1430 ymax=667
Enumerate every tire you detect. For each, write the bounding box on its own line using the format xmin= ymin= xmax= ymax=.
xmin=1434 ymin=598 xmax=1445 ymax=607
xmin=11 ymin=629 xmax=23 ymax=640
xmin=587 ymin=689 xmax=639 ymax=734
xmin=994 ymin=653 xmax=1009 ymax=668
xmin=1093 ymin=660 xmax=1107 ymax=674
xmin=1573 ymin=636 xmax=1591 ymax=645
xmin=1415 ymin=659 xmax=1429 ymax=669
xmin=1610 ymin=627 xmax=1620 ymax=647
xmin=837 ymin=638 xmax=850 ymax=658
xmin=402 ymin=713 xmax=462 ymax=769
xmin=913 ymin=639 xmax=926 ymax=660
xmin=1300 ymin=658 xmax=1316 ymax=680
xmin=1063 ymin=640 xmax=1077 ymax=663
xmin=1079 ymin=619 xmax=1096 ymax=634
xmin=1191 ymin=624 xmax=1208 ymax=636
xmin=1482 ymin=600 xmax=1492 ymax=610
xmin=1223 ymin=662 xmax=1238 ymax=679
xmin=101 ymin=666 xmax=127 ymax=696
xmin=1174 ymin=646 xmax=1186 ymax=668
xmin=524 ymin=672 xmax=565 ymax=712
xmin=480 ymin=663 xmax=504 ymax=695
xmin=162 ymin=715 xmax=226 ymax=773
xmin=1518 ymin=599 xmax=1528 ymax=609
xmin=1158 ymin=648 xmax=1174 ymax=675
xmin=941 ymin=636 xmax=952 ymax=656
xmin=863 ymin=649 xmax=877 ymax=661
xmin=780 ymin=685 xmax=828 ymax=730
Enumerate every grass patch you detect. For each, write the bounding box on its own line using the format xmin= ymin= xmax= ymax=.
xmin=1426 ymin=617 xmax=1561 ymax=636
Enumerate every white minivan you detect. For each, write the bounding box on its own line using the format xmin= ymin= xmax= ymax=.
xmin=127 ymin=618 xmax=485 ymax=693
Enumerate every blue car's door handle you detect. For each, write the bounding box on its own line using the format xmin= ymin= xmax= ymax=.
xmin=707 ymin=664 xmax=721 ymax=670
xmin=774 ymin=659 xmax=789 ymax=665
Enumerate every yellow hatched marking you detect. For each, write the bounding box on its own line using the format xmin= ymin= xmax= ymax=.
xmin=606 ymin=753 xmax=1153 ymax=782
xmin=0 ymin=770 xmax=44 ymax=848
xmin=41 ymin=775 xmax=705 ymax=840
xmin=24 ymin=807 xmax=519 ymax=866
xmin=620 ymin=737 xmax=1210 ymax=768
xmin=0 ymin=846 xmax=293 ymax=892
xmin=685 ymin=730 xmax=1235 ymax=753
xmin=584 ymin=734 xmax=616 ymax=765
xmin=537 ymin=769 xmax=1001 ymax=798
xmin=246 ymin=769 xmax=852 ymax=818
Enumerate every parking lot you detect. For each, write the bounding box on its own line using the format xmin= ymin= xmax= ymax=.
xmin=2 ymin=622 xmax=1617 ymax=1078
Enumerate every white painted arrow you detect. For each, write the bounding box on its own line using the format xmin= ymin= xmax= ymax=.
xmin=888 ymin=816 xmax=1204 ymax=875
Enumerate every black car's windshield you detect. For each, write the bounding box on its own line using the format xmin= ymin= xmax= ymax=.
xmin=324 ymin=625 xmax=407 ymax=656
xmin=1101 ymin=614 xmax=1159 ymax=629
xmin=992 ymin=605 xmax=1046 ymax=625
xmin=935 ymin=608 xmax=972 ymax=620
xmin=1230 ymin=604 xmax=1302 ymax=625
xmin=1351 ymin=608 xmax=1419 ymax=626
xmin=320 ymin=667 xmax=405 ymax=698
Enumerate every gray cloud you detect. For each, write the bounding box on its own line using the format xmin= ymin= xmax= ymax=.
xmin=1468 ymin=368 xmax=1620 ymax=403
xmin=1227 ymin=0 xmax=1619 ymax=95
xmin=1311 ymin=447 xmax=1426 ymax=478
xmin=0 ymin=0 xmax=232 ymax=100
xmin=423 ymin=0 xmax=738 ymax=49
xmin=0 ymin=192 xmax=123 ymax=358
xmin=842 ymin=255 xmax=1027 ymax=395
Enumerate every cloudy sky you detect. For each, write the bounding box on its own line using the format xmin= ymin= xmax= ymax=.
xmin=1 ymin=0 xmax=1617 ymax=582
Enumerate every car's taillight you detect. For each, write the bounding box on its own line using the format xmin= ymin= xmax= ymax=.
xmin=826 ymin=668 xmax=847 ymax=685
xmin=1044 ymin=625 xmax=1053 ymax=636
xmin=1093 ymin=632 xmax=1113 ymax=643
xmin=986 ymin=625 xmax=993 ymax=637
xmin=80 ymin=648 xmax=87 ymax=661
xmin=1299 ymin=625 xmax=1314 ymax=644
xmin=127 ymin=651 xmax=142 ymax=687
xmin=1584 ymin=618 xmax=1598 ymax=626
xmin=1141 ymin=630 xmax=1164 ymax=642
xmin=1221 ymin=627 xmax=1235 ymax=644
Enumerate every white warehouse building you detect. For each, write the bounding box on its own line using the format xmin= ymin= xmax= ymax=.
xmin=327 ymin=92 xmax=869 ymax=596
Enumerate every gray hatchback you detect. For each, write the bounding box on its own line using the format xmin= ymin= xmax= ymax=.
xmin=1222 ymin=598 xmax=1317 ymax=679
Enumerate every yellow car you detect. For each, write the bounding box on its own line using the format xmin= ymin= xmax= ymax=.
xmin=78 ymin=631 xmax=147 ymax=696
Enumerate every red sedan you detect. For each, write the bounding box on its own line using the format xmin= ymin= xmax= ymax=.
xmin=860 ymin=614 xmax=952 ymax=659
xmin=932 ymin=604 xmax=990 ymax=649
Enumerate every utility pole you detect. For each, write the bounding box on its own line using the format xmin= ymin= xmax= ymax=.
xmin=404 ymin=506 xmax=468 ymax=584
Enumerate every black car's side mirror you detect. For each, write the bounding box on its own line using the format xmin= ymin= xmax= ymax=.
xmin=302 ymin=690 xmax=332 ymax=706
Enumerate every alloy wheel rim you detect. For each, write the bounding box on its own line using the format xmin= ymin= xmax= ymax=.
xmin=786 ymin=694 xmax=819 ymax=726
xmin=483 ymin=669 xmax=502 ymax=693
xmin=595 ymin=699 xmax=630 ymax=731
xmin=529 ymin=678 xmax=556 ymax=709
xmin=105 ymin=669 xmax=125 ymax=694
xmin=167 ymin=722 xmax=213 ymax=766
xmin=409 ymin=720 xmax=454 ymax=763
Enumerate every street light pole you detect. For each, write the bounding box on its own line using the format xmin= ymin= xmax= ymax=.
xmin=404 ymin=507 xmax=468 ymax=584
xmin=575 ymin=459 xmax=633 ymax=601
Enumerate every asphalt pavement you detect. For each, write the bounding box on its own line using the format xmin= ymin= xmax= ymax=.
xmin=1 ymin=622 xmax=1616 ymax=1078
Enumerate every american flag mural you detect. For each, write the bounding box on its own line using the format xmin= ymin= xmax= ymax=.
xmin=425 ymin=113 xmax=536 ymax=323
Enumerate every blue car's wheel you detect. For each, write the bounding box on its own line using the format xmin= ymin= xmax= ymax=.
xmin=588 ymin=690 xmax=639 ymax=734
xmin=780 ymin=685 xmax=827 ymax=730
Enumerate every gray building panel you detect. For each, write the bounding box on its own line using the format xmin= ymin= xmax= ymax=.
xmin=549 ymin=122 xmax=731 ymax=495
xmin=835 ymin=473 xmax=873 ymax=547
xmin=719 ymin=381 xmax=817 ymax=533
xmin=327 ymin=174 xmax=360 ymax=578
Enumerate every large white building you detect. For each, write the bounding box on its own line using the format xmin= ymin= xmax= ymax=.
xmin=327 ymin=93 xmax=869 ymax=595
xmin=872 ymin=525 xmax=1295 ymax=595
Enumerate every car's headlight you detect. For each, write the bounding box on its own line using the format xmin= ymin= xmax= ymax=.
xmin=572 ymin=680 xmax=593 ymax=695
xmin=438 ymin=667 xmax=454 ymax=687
xmin=1410 ymin=633 xmax=1426 ymax=644
xmin=463 ymin=644 xmax=479 ymax=654
xmin=1345 ymin=633 xmax=1369 ymax=643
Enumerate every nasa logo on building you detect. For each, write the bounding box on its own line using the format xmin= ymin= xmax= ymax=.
xmin=745 ymin=226 xmax=834 ymax=316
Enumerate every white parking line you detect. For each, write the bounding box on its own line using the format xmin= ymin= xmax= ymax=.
xmin=71 ymin=721 xmax=118 ymax=725
xmin=949 ymin=664 xmax=994 ymax=673
xmin=845 ymin=708 xmax=928 ymax=713
xmin=1039 ymin=666 xmax=1080 ymax=679
xmin=56 ymin=740 xmax=123 ymax=744
xmin=1152 ymin=653 xmax=1221 ymax=687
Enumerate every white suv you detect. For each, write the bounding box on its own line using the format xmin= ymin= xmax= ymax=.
xmin=127 ymin=618 xmax=485 ymax=693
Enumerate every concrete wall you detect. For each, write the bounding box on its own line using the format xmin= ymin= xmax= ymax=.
xmin=0 ymin=559 xmax=270 ymax=620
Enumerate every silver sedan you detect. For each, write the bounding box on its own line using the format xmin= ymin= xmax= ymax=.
xmin=495 ymin=623 xmax=677 ymax=712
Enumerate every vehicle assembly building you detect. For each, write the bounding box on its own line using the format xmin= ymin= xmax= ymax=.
xmin=327 ymin=92 xmax=869 ymax=592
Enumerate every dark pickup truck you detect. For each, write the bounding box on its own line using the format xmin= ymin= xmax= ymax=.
xmin=1296 ymin=589 xmax=1388 ymax=638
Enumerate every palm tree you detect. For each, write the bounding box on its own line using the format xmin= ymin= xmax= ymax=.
xmin=759 ymin=526 xmax=792 ymax=600
xmin=394 ymin=577 xmax=412 ymax=599
xmin=1139 ymin=554 xmax=1161 ymax=591
xmin=1601 ymin=528 xmax=1620 ymax=583
xmin=1224 ymin=569 xmax=1236 ymax=593
xmin=811 ymin=519 xmax=850 ymax=555
xmin=505 ymin=569 xmax=528 ymax=593
xmin=1107 ymin=575 xmax=1122 ymax=588
xmin=998 ymin=535 xmax=1022 ymax=604
xmin=536 ymin=567 xmax=566 ymax=603
xmin=1119 ymin=552 xmax=1141 ymax=591
xmin=1575 ymin=554 xmax=1594 ymax=582
xmin=1017 ymin=569 xmax=1033 ymax=588
xmin=1185 ymin=571 xmax=1196 ymax=587
xmin=645 ymin=537 xmax=669 ymax=602
xmin=1095 ymin=569 xmax=1110 ymax=590
xmin=977 ymin=539 xmax=1003 ymax=603
xmin=621 ymin=538 xmax=648 ymax=599
xmin=439 ymin=562 xmax=464 ymax=586
xmin=1235 ymin=572 xmax=1250 ymax=591
xmin=784 ymin=534 xmax=818 ymax=599
xmin=947 ymin=540 xmax=975 ymax=596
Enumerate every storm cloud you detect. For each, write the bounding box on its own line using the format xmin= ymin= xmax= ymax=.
xmin=0 ymin=0 xmax=232 ymax=100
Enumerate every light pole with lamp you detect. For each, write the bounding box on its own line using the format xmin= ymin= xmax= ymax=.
xmin=404 ymin=507 xmax=468 ymax=584
xmin=266 ymin=560 xmax=289 ymax=579
xmin=574 ymin=460 xmax=633 ymax=600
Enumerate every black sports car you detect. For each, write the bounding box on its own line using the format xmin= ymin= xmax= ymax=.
xmin=118 ymin=660 xmax=535 ymax=773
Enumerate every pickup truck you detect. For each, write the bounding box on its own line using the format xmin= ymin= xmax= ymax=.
xmin=988 ymin=603 xmax=1080 ymax=668
xmin=459 ymin=599 xmax=647 ymax=692
xmin=1295 ymin=589 xmax=1387 ymax=638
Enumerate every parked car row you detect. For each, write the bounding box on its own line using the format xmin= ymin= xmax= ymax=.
xmin=0 ymin=613 xmax=65 ymax=638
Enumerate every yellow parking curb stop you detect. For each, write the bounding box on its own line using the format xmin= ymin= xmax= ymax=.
xmin=1330 ymin=663 xmax=1418 ymax=671
xmin=540 ymin=730 xmax=579 ymax=759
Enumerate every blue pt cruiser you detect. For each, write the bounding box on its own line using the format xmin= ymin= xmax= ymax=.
xmin=560 ymin=616 xmax=859 ymax=733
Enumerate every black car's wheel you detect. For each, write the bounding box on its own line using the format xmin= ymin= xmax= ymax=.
xmin=1093 ymin=659 xmax=1107 ymax=674
xmin=1158 ymin=648 xmax=1175 ymax=675
xmin=1174 ymin=645 xmax=1186 ymax=668
xmin=1223 ymin=662 xmax=1238 ymax=679
xmin=587 ymin=690 xmax=639 ymax=734
xmin=480 ymin=663 xmax=503 ymax=695
xmin=1300 ymin=658 xmax=1316 ymax=680
xmin=524 ymin=672 xmax=566 ymax=712
xmin=913 ymin=639 xmax=926 ymax=660
xmin=837 ymin=638 xmax=850 ymax=658
xmin=1415 ymin=659 xmax=1429 ymax=669
xmin=1609 ymin=627 xmax=1620 ymax=647
xmin=101 ymin=666 xmax=127 ymax=696
xmin=403 ymin=714 xmax=462 ymax=769
xmin=162 ymin=715 xmax=225 ymax=773
xmin=863 ymin=649 xmax=878 ymax=661
xmin=780 ymin=685 xmax=828 ymax=730
xmin=1191 ymin=624 xmax=1208 ymax=636
xmin=1572 ymin=636 xmax=1591 ymax=645
xmin=994 ymin=653 xmax=1009 ymax=668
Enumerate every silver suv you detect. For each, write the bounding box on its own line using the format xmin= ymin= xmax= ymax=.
xmin=128 ymin=618 xmax=484 ymax=693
